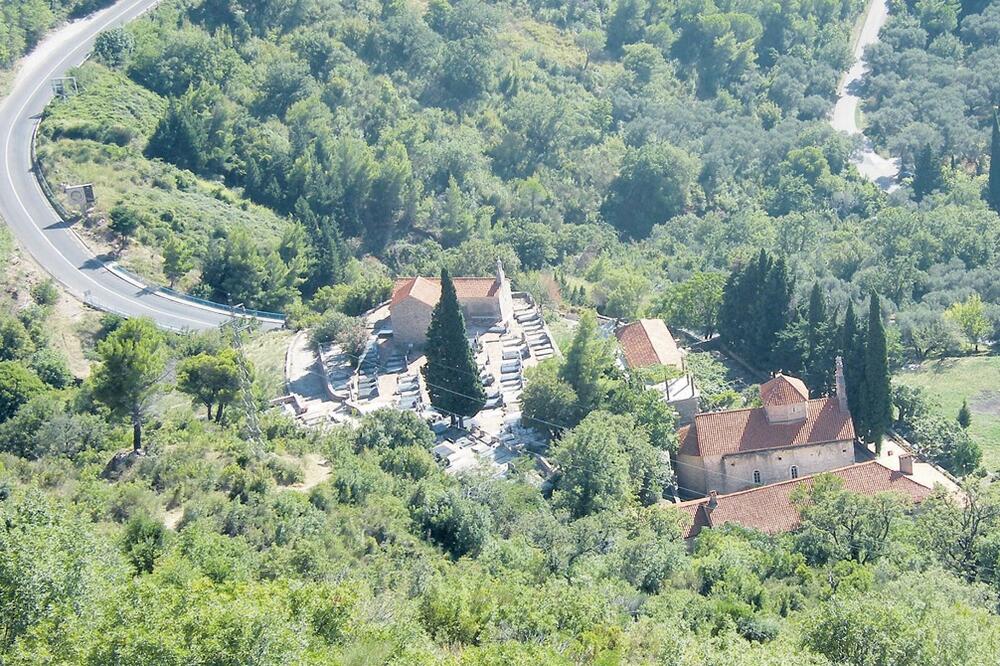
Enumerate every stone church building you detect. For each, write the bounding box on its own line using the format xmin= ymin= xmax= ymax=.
xmin=675 ymin=364 xmax=856 ymax=497
xmin=390 ymin=261 xmax=514 ymax=346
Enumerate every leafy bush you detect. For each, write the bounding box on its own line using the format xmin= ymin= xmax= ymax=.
xmin=29 ymin=280 xmax=58 ymax=306
xmin=28 ymin=349 xmax=72 ymax=389
xmin=0 ymin=361 xmax=45 ymax=423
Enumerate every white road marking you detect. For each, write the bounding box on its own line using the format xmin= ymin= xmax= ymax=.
xmin=0 ymin=0 xmax=229 ymax=328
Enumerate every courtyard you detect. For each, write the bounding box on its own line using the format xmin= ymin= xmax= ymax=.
xmin=288 ymin=293 xmax=560 ymax=476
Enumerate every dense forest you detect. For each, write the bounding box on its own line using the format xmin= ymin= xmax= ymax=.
xmin=28 ymin=0 xmax=1000 ymax=373
xmin=3 ymin=312 xmax=1000 ymax=663
xmin=4 ymin=0 xmax=1000 ymax=662
xmin=0 ymin=0 xmax=115 ymax=69
xmin=862 ymin=0 xmax=1000 ymax=170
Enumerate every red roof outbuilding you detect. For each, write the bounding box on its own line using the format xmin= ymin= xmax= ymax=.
xmin=615 ymin=319 xmax=684 ymax=369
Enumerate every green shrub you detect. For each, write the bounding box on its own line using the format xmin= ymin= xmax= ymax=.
xmin=30 ymin=279 xmax=59 ymax=306
xmin=266 ymin=456 xmax=305 ymax=486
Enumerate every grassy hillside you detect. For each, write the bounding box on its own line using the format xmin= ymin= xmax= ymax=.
xmin=43 ymin=62 xmax=166 ymax=144
xmin=36 ymin=62 xmax=291 ymax=288
xmin=896 ymin=356 xmax=1000 ymax=469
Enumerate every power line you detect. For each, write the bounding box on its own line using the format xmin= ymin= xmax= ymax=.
xmin=222 ymin=305 xmax=263 ymax=455
xmin=314 ymin=341 xmax=749 ymax=490
xmin=312 ymin=331 xmax=900 ymax=499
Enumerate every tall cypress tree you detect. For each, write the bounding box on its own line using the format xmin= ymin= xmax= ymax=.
xmin=912 ymin=143 xmax=942 ymax=202
xmin=839 ymin=300 xmax=864 ymax=421
xmin=860 ymin=291 xmax=891 ymax=451
xmin=719 ymin=252 xmax=768 ymax=353
xmin=806 ymin=283 xmax=826 ymax=355
xmin=760 ymin=257 xmax=793 ymax=367
xmin=422 ymin=269 xmax=486 ymax=427
xmin=988 ymin=109 xmax=1000 ymax=214
xmin=719 ymin=250 xmax=793 ymax=372
xmin=746 ymin=251 xmax=773 ymax=360
xmin=801 ymin=282 xmax=836 ymax=394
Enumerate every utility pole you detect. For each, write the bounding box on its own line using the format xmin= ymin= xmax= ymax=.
xmin=221 ymin=305 xmax=263 ymax=454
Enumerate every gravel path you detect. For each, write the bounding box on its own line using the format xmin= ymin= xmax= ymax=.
xmin=830 ymin=0 xmax=900 ymax=190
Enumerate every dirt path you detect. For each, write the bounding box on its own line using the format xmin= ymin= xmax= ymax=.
xmin=163 ymin=507 xmax=184 ymax=530
xmin=286 ymin=330 xmax=328 ymax=400
xmin=4 ymin=242 xmax=95 ymax=377
xmin=285 ymin=453 xmax=332 ymax=491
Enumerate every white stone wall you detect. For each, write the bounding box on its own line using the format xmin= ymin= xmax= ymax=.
xmin=670 ymin=396 xmax=699 ymax=425
xmin=720 ymin=440 xmax=855 ymax=493
xmin=462 ymin=296 xmax=501 ymax=319
xmin=497 ymin=280 xmax=514 ymax=323
xmin=676 ymin=452 xmax=713 ymax=497
xmin=677 ymin=440 xmax=855 ymax=496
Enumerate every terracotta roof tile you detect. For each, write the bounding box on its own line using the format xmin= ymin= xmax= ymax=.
xmin=453 ymin=277 xmax=501 ymax=299
xmin=679 ymin=397 xmax=855 ymax=458
xmin=392 ymin=277 xmax=440 ymax=306
xmin=615 ymin=319 xmax=684 ymax=368
xmin=671 ymin=461 xmax=934 ymax=538
xmin=391 ymin=277 xmax=500 ymax=308
xmin=760 ymin=374 xmax=809 ymax=405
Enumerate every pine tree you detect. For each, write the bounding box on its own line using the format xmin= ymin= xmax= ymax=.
xmin=958 ymin=399 xmax=972 ymax=429
xmin=90 ymin=318 xmax=166 ymax=452
xmin=988 ymin=109 xmax=1000 ymax=214
xmin=145 ymin=101 xmax=203 ymax=173
xmin=422 ymin=269 xmax=486 ymax=427
xmin=162 ymin=234 xmax=193 ymax=288
xmin=912 ymin=143 xmax=942 ymax=202
xmin=861 ymin=291 xmax=891 ymax=451
xmin=293 ymin=198 xmax=349 ymax=294
xmin=559 ymin=310 xmax=614 ymax=420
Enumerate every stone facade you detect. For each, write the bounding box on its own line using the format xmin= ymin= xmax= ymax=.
xmin=678 ymin=439 xmax=856 ymax=496
xmin=392 ymin=296 xmax=435 ymax=347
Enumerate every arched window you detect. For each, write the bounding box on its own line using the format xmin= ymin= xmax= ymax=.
xmin=753 ymin=470 xmax=761 ymax=485
xmin=790 ymin=465 xmax=799 ymax=479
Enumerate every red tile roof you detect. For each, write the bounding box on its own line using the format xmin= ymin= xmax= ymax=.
xmin=670 ymin=461 xmax=934 ymax=538
xmin=391 ymin=277 xmax=500 ymax=307
xmin=678 ymin=397 xmax=855 ymax=458
xmin=392 ymin=277 xmax=440 ymax=307
xmin=761 ymin=374 xmax=809 ymax=405
xmin=615 ymin=319 xmax=684 ymax=368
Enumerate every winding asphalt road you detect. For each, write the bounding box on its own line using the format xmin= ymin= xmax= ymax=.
xmin=0 ymin=0 xmax=283 ymax=331
xmin=831 ymin=0 xmax=900 ymax=190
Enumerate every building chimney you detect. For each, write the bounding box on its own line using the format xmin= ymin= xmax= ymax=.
xmin=495 ymin=258 xmax=505 ymax=286
xmin=835 ymin=356 xmax=848 ymax=413
xmin=899 ymin=454 xmax=914 ymax=475
xmin=706 ymin=490 xmax=718 ymax=512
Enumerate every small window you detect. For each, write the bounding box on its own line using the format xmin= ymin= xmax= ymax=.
xmin=790 ymin=465 xmax=799 ymax=479
xmin=753 ymin=470 xmax=761 ymax=485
